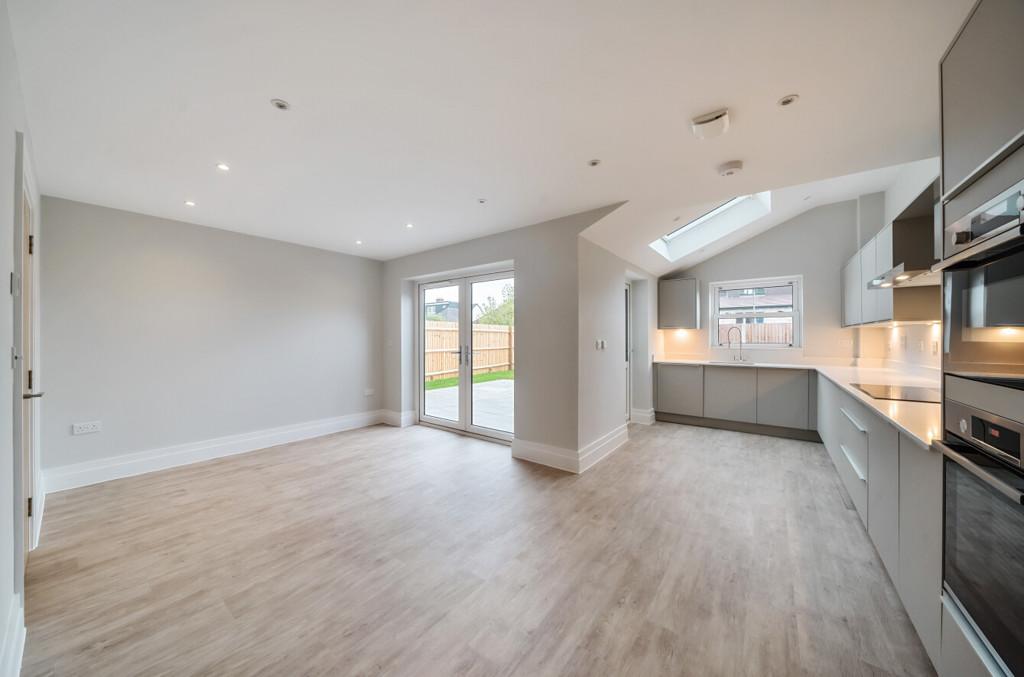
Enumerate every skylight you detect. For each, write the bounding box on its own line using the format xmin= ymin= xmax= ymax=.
xmin=649 ymin=192 xmax=771 ymax=262
xmin=661 ymin=196 xmax=748 ymax=242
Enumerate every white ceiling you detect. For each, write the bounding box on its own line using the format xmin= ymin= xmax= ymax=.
xmin=590 ymin=161 xmax=917 ymax=275
xmin=7 ymin=0 xmax=972 ymax=262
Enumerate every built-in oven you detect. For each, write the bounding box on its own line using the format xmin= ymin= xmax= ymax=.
xmin=939 ymin=224 xmax=1024 ymax=673
xmin=939 ymin=437 xmax=1024 ymax=677
xmin=941 ymin=225 xmax=1024 ymax=381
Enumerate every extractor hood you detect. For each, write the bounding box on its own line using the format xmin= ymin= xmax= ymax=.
xmin=867 ymin=180 xmax=939 ymax=291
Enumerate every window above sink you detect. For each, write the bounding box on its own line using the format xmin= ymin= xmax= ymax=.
xmin=709 ymin=275 xmax=803 ymax=349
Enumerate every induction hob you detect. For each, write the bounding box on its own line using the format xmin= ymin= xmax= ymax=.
xmin=851 ymin=383 xmax=941 ymax=404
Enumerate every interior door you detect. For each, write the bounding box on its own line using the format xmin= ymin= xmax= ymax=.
xmin=20 ymin=187 xmax=37 ymax=562
xmin=419 ymin=272 xmax=514 ymax=440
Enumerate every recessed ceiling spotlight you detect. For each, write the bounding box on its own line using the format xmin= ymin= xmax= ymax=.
xmin=895 ymin=273 xmax=910 ymax=281
xmin=270 ymin=98 xmax=290 ymax=111
xmin=216 ymin=162 xmax=231 ymax=172
xmin=803 ymin=195 xmax=812 ymax=201
xmin=588 ymin=159 xmax=601 ymax=167
xmin=778 ymin=94 xmax=800 ymax=107
xmin=478 ymin=198 xmax=488 ymax=204
xmin=355 ymin=240 xmax=363 ymax=245
xmin=184 ymin=200 xmax=196 ymax=207
xmin=405 ymin=223 xmax=414 ymax=229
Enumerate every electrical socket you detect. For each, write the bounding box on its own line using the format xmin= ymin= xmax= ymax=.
xmin=364 ymin=388 xmax=375 ymax=397
xmin=72 ymin=421 xmax=101 ymax=435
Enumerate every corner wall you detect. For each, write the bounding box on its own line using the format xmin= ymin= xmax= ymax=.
xmin=40 ymin=198 xmax=385 ymax=487
xmin=382 ymin=205 xmax=622 ymax=468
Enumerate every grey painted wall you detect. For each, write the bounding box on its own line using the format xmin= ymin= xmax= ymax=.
xmin=382 ymin=205 xmax=619 ymax=453
xmin=577 ymin=238 xmax=634 ymax=447
xmin=660 ymin=200 xmax=880 ymax=362
xmin=40 ymin=198 xmax=384 ymax=468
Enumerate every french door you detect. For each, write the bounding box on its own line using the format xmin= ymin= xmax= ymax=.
xmin=419 ymin=272 xmax=514 ymax=441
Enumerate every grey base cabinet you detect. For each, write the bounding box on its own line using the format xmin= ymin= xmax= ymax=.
xmin=899 ymin=434 xmax=942 ymax=667
xmin=655 ymin=364 xmax=703 ymax=417
xmin=818 ymin=373 xmax=946 ymax=674
xmin=940 ymin=598 xmax=1001 ymax=677
xmin=867 ymin=420 xmax=899 ymax=580
xmin=756 ymin=368 xmax=809 ymax=429
xmin=703 ymin=366 xmax=757 ymax=424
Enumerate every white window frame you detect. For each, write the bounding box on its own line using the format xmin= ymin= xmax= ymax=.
xmin=708 ymin=275 xmax=803 ymax=349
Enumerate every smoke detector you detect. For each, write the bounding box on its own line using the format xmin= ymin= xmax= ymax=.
xmin=717 ymin=160 xmax=743 ymax=177
xmin=691 ymin=109 xmax=730 ymax=140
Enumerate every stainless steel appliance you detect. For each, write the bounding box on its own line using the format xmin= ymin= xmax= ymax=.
xmin=938 ymin=207 xmax=1024 ymax=676
xmin=850 ymin=383 xmax=941 ymax=404
xmin=939 ymin=225 xmax=1024 ymax=381
xmin=937 ymin=436 xmax=1024 ymax=677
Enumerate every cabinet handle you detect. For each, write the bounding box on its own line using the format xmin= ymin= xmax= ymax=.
xmin=839 ymin=443 xmax=867 ymax=482
xmin=840 ymin=407 xmax=867 ymax=434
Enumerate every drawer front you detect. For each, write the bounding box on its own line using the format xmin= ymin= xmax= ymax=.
xmin=837 ymin=403 xmax=869 ymax=524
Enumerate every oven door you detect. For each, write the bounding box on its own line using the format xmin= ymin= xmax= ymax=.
xmin=941 ymin=439 xmax=1024 ymax=676
xmin=944 ymin=245 xmax=1024 ymax=381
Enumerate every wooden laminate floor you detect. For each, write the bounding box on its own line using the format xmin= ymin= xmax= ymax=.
xmin=24 ymin=423 xmax=934 ymax=677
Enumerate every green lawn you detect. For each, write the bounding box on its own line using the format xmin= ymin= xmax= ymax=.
xmin=425 ymin=370 xmax=514 ymax=391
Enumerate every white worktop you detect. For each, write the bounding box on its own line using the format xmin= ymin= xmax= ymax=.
xmin=654 ymin=358 xmax=941 ymax=448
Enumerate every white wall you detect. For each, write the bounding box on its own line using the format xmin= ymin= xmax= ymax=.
xmin=40 ymin=198 xmax=384 ymax=471
xmin=577 ymin=238 xmax=637 ymax=448
xmin=382 ymin=205 xmax=620 ymax=456
xmin=0 ymin=0 xmax=31 ymax=670
xmin=660 ymin=200 xmax=884 ymax=363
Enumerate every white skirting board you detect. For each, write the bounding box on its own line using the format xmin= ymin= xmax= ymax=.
xmin=630 ymin=408 xmax=655 ymax=425
xmin=0 ymin=595 xmax=24 ymax=677
xmin=44 ymin=409 xmax=396 ymax=494
xmin=381 ymin=410 xmax=416 ymax=427
xmin=512 ymin=423 xmax=629 ymax=474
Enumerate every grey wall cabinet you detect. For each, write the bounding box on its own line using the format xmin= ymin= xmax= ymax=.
xmin=860 ymin=236 xmax=879 ymax=324
xmin=874 ymin=224 xmax=894 ymax=321
xmin=842 ymin=252 xmax=862 ymax=327
xmin=658 ymin=278 xmax=699 ymax=329
xmin=756 ymin=368 xmax=809 ymax=429
xmin=655 ymin=364 xmax=703 ymax=417
xmin=898 ymin=434 xmax=943 ymax=667
xmin=703 ymin=366 xmax=757 ymax=423
xmin=940 ymin=0 xmax=1024 ymax=203
xmin=867 ymin=420 xmax=900 ymax=579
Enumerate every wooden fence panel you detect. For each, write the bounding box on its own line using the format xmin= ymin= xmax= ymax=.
xmin=716 ymin=323 xmax=793 ymax=346
xmin=424 ymin=321 xmax=515 ymax=381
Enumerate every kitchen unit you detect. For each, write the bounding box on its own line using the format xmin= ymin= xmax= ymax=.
xmin=655 ymin=358 xmax=945 ymax=665
xmin=657 ymin=277 xmax=699 ymax=329
xmin=654 ymin=362 xmax=816 ymax=438
xmin=842 ymin=182 xmax=941 ymax=327
xmin=934 ymin=0 xmax=1024 ymax=673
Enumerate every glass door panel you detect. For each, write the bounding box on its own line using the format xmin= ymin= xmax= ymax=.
xmin=422 ymin=283 xmax=462 ymax=424
xmin=470 ymin=276 xmax=514 ymax=434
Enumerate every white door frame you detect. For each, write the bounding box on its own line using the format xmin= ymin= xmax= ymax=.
xmin=12 ymin=131 xmax=40 ymax=600
xmin=417 ymin=271 xmax=514 ymax=442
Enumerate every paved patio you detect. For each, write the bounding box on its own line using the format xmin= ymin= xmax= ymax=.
xmin=424 ymin=379 xmax=514 ymax=433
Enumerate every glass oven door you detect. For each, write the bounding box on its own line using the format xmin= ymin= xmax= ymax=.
xmin=944 ymin=246 xmax=1024 ymax=381
xmin=941 ymin=439 xmax=1024 ymax=676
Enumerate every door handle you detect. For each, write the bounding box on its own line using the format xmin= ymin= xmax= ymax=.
xmin=22 ymin=392 xmax=43 ymax=399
